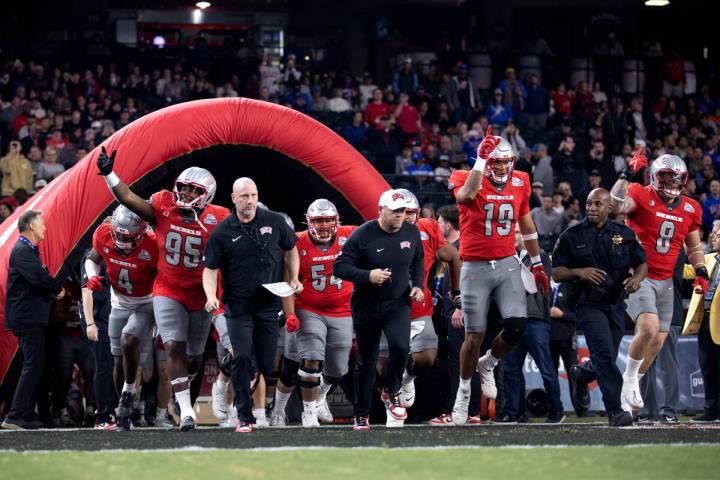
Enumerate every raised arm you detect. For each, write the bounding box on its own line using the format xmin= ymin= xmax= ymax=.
xmin=97 ymin=147 xmax=155 ymax=223
xmin=455 ymin=126 xmax=500 ymax=205
xmin=611 ymin=147 xmax=647 ymax=214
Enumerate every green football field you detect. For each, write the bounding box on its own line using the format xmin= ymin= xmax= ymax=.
xmin=1 ymin=445 xmax=719 ymax=480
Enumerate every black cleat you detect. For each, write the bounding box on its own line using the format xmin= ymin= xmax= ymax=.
xmin=690 ymin=412 xmax=718 ymax=423
xmin=115 ymin=391 xmax=134 ymax=431
xmin=496 ymin=414 xmax=518 ymax=424
xmin=569 ymin=365 xmax=591 ymax=413
xmin=180 ymin=415 xmax=196 ymax=431
xmin=609 ymin=410 xmax=633 ymax=427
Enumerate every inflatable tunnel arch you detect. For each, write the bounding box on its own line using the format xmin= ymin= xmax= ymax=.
xmin=0 ymin=98 xmax=390 ymax=384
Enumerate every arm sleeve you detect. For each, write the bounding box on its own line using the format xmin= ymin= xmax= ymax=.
xmin=551 ymin=232 xmax=573 ymax=268
xmin=410 ymin=230 xmax=425 ymax=289
xmin=16 ymin=247 xmax=63 ymax=294
xmin=202 ymin=230 xmax=223 ymax=270
xmin=332 ymin=232 xmax=370 ymax=284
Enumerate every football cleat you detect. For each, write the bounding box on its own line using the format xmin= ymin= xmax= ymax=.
xmin=428 ymin=414 xmax=454 ymax=426
xmin=477 ymin=362 xmax=497 ymax=400
xmin=211 ymin=379 xmax=229 ymax=420
xmin=317 ymin=398 xmax=333 ymax=424
xmin=269 ymin=410 xmax=287 ymax=427
xmin=179 ymin=415 xmax=196 ymax=432
xmin=621 ymin=376 xmax=644 ymax=410
xmin=452 ymin=384 xmax=471 ymax=425
xmin=301 ymin=411 xmax=320 ymax=428
xmin=154 ymin=414 xmax=175 ymax=428
xmin=609 ymin=410 xmax=633 ymax=427
xmin=115 ymin=391 xmax=134 ymax=431
xmin=235 ymin=420 xmax=253 ymax=433
xmin=94 ymin=419 xmax=117 ymax=431
xmin=467 ymin=415 xmax=482 ymax=425
xmin=353 ymin=416 xmax=370 ymax=431
xmin=381 ymin=389 xmax=407 ymax=420
xmin=400 ymin=378 xmax=416 ymax=408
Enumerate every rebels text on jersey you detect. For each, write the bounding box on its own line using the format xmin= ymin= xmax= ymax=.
xmin=295 ymin=225 xmax=357 ymax=317
xmin=411 ymin=218 xmax=447 ymax=319
xmin=627 ymin=183 xmax=701 ymax=280
xmin=92 ymin=222 xmax=158 ymax=308
xmin=150 ymin=190 xmax=230 ymax=310
xmin=448 ymin=170 xmax=531 ymax=261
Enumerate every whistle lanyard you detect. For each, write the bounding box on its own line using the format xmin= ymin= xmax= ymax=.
xmin=18 ymin=235 xmax=37 ymax=253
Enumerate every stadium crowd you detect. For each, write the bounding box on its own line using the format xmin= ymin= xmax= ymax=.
xmin=1 ymin=32 xmax=720 ymax=430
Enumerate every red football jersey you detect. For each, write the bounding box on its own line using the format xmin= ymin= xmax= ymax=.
xmin=92 ymin=222 xmax=158 ymax=304
xmin=150 ymin=190 xmax=230 ymax=311
xmin=627 ymin=183 xmax=701 ymax=280
xmin=295 ymin=225 xmax=357 ymax=317
xmin=411 ymin=217 xmax=447 ymax=319
xmin=449 ymin=170 xmax=531 ymax=261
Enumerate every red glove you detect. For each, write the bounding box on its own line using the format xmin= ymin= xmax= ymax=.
xmin=693 ymin=266 xmax=710 ymax=295
xmin=285 ymin=312 xmax=300 ymax=333
xmin=532 ymin=263 xmax=550 ymax=296
xmin=628 ymin=147 xmax=648 ymax=174
xmin=86 ymin=275 xmax=104 ymax=292
xmin=477 ymin=125 xmax=501 ymax=160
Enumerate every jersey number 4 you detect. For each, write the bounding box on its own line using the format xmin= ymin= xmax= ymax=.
xmin=165 ymin=231 xmax=202 ymax=268
xmin=483 ymin=203 xmax=514 ymax=236
xmin=311 ymin=264 xmax=343 ymax=292
xmin=117 ymin=268 xmax=133 ymax=295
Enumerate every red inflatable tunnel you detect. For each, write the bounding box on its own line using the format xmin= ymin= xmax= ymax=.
xmin=0 ymin=98 xmax=390 ymax=385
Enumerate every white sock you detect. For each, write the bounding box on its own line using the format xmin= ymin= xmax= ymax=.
xmin=303 ymin=400 xmax=316 ymax=413
xmin=319 ymin=376 xmax=332 ymax=395
xmin=252 ymin=407 xmax=266 ymax=421
xmin=459 ymin=377 xmax=471 ymax=391
xmin=156 ymin=407 xmax=167 ymax=419
xmin=175 ymin=389 xmax=194 ymax=419
xmin=274 ymin=390 xmax=291 ymax=414
xmin=216 ymin=376 xmax=230 ymax=386
xmin=480 ymin=350 xmax=499 ymax=369
xmin=122 ymin=382 xmax=136 ymax=394
xmin=402 ymin=370 xmax=415 ymax=385
xmin=625 ymin=357 xmax=643 ymax=379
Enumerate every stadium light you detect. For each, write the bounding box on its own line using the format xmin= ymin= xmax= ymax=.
xmin=644 ymin=0 xmax=669 ymax=6
xmin=196 ymin=1 xmax=211 ymax=9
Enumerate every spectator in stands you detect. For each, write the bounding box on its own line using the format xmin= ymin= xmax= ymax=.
xmin=532 ymin=195 xmax=564 ymax=236
xmin=502 ymin=121 xmax=526 ymax=153
xmin=341 ymin=111 xmax=368 ymax=149
xmin=462 ymin=128 xmax=482 ymax=165
xmin=587 ymin=140 xmax=615 ymax=188
xmin=367 ymin=115 xmax=401 ymax=174
xmin=497 ymin=67 xmax=527 ymax=118
xmin=531 ymin=143 xmax=554 ymax=195
xmin=327 ymin=88 xmax=351 ymax=113
xmin=1 ymin=140 xmax=33 ymax=197
xmin=552 ymin=136 xmax=587 ymax=201
xmin=627 ymin=97 xmax=653 ymax=146
xmin=36 ymin=147 xmax=64 ymax=182
xmin=393 ymin=92 xmax=421 ymax=139
xmin=661 ymin=49 xmax=686 ymax=99
xmin=703 ymin=179 xmax=720 ymax=230
xmin=450 ymin=65 xmax=480 ymax=124
xmin=552 ymin=83 xmax=575 ymax=120
xmin=486 ymin=89 xmax=512 ymax=126
xmin=574 ymin=81 xmax=595 ymax=127
xmin=531 ymin=182 xmax=545 ymax=206
xmin=434 ymin=154 xmax=452 ymax=183
xmin=525 ymin=74 xmax=550 ymax=128
xmin=392 ymin=58 xmax=418 ymax=95
xmin=0 ymin=200 xmax=14 ymax=223
xmin=364 ymin=88 xmax=392 ymax=128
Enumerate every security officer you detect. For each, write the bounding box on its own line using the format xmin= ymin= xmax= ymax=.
xmin=552 ymin=188 xmax=647 ymax=427
xmin=203 ymin=177 xmax=302 ymax=433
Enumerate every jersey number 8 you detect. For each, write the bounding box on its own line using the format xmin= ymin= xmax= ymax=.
xmin=656 ymin=220 xmax=675 ymax=254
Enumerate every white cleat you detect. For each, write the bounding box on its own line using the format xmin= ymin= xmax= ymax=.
xmin=452 ymin=384 xmax=471 ymax=425
xmin=477 ymin=356 xmax=498 ymax=400
xmin=301 ymin=411 xmax=320 ymax=428
xmin=211 ymin=379 xmax=229 ymax=420
xmin=154 ymin=414 xmax=175 ymax=428
xmin=386 ymin=409 xmax=405 ymax=428
xmin=254 ymin=412 xmax=269 ymax=428
xmin=317 ymin=398 xmax=333 ymax=423
xmin=401 ymin=378 xmax=416 ymax=408
xmin=269 ymin=411 xmax=287 ymax=427
xmin=622 ymin=376 xmax=644 ymax=410
xmin=220 ymin=408 xmax=238 ymax=428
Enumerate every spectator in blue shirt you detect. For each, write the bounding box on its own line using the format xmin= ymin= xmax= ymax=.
xmin=341 ymin=111 xmax=368 ymax=149
xmin=525 ymin=74 xmax=550 ymax=128
xmin=702 ymin=179 xmax=720 ymax=231
xmin=486 ymin=89 xmax=513 ymax=126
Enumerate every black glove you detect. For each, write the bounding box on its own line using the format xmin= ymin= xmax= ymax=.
xmin=97 ymin=146 xmax=117 ymax=176
xmin=696 ymin=266 xmax=710 ymax=280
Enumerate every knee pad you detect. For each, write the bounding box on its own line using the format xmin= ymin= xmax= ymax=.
xmin=500 ymin=317 xmax=527 ymax=346
xmin=265 ymin=370 xmax=280 ymax=388
xmin=280 ymin=358 xmax=299 ymax=387
xmin=219 ymin=353 xmax=232 ymax=377
xmin=187 ymin=356 xmax=202 ymax=376
xmin=298 ymin=360 xmax=323 ymax=389
xmin=406 ymin=356 xmax=432 ymax=377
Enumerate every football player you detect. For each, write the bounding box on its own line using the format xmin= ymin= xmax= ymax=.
xmin=84 ymin=205 xmax=159 ymax=431
xmin=97 ymin=147 xmax=229 ymax=430
xmin=611 ymin=149 xmax=706 ymax=412
xmin=448 ymin=127 xmax=549 ymax=425
xmin=276 ymin=199 xmax=356 ymax=427
xmin=377 ymin=190 xmax=462 ymax=426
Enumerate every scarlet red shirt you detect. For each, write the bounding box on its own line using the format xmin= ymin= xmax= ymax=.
xmin=449 ymin=170 xmax=531 ymax=261
xmin=411 ymin=217 xmax=447 ymax=319
xmin=295 ymin=225 xmax=357 ymax=317
xmin=364 ymin=102 xmax=392 ymax=128
xmin=92 ymin=222 xmax=158 ymax=308
xmin=150 ymin=190 xmax=229 ymax=310
xmin=627 ymin=183 xmax=701 ymax=280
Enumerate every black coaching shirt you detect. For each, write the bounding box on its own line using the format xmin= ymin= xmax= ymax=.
xmin=203 ymin=207 xmax=297 ymax=310
xmin=333 ymin=219 xmax=424 ymax=311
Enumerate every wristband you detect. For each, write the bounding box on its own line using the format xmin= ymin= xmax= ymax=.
xmin=521 ymin=232 xmax=538 ymax=241
xmin=610 ymin=193 xmax=626 ymax=202
xmin=530 ymin=255 xmax=542 ymax=265
xmin=472 ymin=158 xmax=486 ymax=173
xmin=105 ymin=172 xmax=120 ymax=188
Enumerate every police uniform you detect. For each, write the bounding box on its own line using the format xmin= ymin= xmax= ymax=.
xmin=552 ymin=218 xmax=646 ymax=416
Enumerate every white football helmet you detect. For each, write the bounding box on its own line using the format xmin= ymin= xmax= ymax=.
xmin=395 ymin=188 xmax=420 ymax=224
xmin=306 ymin=199 xmax=339 ymax=243
xmin=111 ymin=205 xmax=147 ymax=254
xmin=479 ymin=136 xmax=516 ymax=184
xmin=173 ymin=167 xmax=217 ymax=210
xmin=650 ymin=154 xmax=688 ymax=199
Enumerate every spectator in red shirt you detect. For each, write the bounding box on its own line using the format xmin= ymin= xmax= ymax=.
xmin=552 ymin=83 xmax=575 ymax=118
xmin=364 ymin=88 xmax=392 ymax=129
xmin=393 ymin=92 xmax=421 ymax=138
xmin=661 ymin=49 xmax=686 ymax=98
xmin=574 ymin=81 xmax=595 ymax=126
